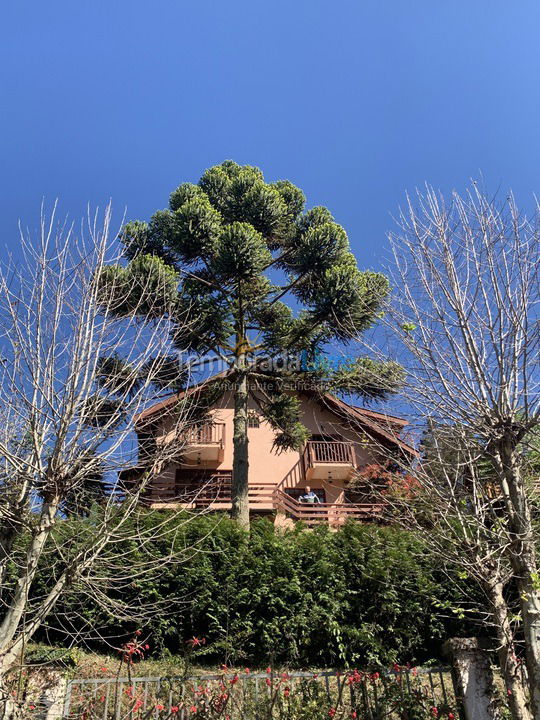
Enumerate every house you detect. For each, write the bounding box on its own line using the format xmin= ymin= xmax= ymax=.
xmin=127 ymin=374 xmax=415 ymax=527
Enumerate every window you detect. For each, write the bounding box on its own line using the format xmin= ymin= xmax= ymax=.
xmin=247 ymin=411 xmax=260 ymax=428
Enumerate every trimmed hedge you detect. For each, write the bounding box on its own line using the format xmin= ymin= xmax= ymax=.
xmin=35 ymin=513 xmax=475 ymax=668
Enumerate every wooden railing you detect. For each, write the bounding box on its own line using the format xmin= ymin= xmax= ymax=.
xmin=182 ymin=423 xmax=226 ymax=446
xmin=273 ymin=487 xmax=384 ymax=526
xmin=174 ymin=474 xmax=275 ymax=509
xmin=302 ymin=441 xmax=355 ymax=468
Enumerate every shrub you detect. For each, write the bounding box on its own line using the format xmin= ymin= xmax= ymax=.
xmin=35 ymin=513 xmax=475 ymax=667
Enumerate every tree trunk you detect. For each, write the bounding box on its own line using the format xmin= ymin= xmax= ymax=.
xmin=497 ymin=439 xmax=540 ymax=719
xmin=231 ymin=335 xmax=250 ymax=530
xmin=490 ymin=580 xmax=532 ymax=720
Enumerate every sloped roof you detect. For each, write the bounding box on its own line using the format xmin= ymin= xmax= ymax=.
xmin=134 ymin=371 xmax=416 ymax=456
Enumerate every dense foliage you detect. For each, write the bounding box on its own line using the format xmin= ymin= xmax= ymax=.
xmin=35 ymin=514 xmax=475 ymax=668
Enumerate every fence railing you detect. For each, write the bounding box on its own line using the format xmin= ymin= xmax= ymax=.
xmin=62 ymin=666 xmax=457 ymax=719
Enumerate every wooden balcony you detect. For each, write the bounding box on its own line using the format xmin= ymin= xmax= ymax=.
xmin=273 ymin=488 xmax=384 ymax=527
xmin=146 ymin=472 xmax=384 ymax=524
xmin=302 ymin=440 xmax=356 ymax=481
xmin=149 ymin=471 xmax=275 ymax=511
xmin=180 ymin=423 xmax=226 ymax=464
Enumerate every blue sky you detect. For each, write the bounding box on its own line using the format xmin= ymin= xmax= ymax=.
xmin=1 ymin=0 xmax=539 ymax=273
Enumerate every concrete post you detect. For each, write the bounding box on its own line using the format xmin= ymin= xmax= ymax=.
xmin=443 ymin=638 xmax=498 ymax=720
xmin=37 ymin=673 xmax=68 ymax=720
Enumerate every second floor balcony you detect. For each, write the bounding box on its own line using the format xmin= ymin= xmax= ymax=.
xmin=180 ymin=422 xmax=226 ymax=464
xmin=302 ymin=440 xmax=356 ymax=481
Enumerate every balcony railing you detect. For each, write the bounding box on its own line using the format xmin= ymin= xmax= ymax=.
xmin=305 ymin=440 xmax=354 ymax=464
xmin=273 ymin=488 xmax=384 ymax=527
xmin=302 ymin=440 xmax=356 ymax=480
xmin=182 ymin=423 xmax=226 ymax=446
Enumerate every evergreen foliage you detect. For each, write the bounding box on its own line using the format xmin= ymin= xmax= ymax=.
xmin=35 ymin=514 xmax=477 ymax=668
xmin=99 ymin=162 xmax=404 ymax=526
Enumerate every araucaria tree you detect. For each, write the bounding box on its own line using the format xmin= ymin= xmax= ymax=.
xmin=382 ymin=186 xmax=540 ymax=720
xmin=0 ymin=207 xmax=198 ymax=718
xmin=106 ymin=161 xmax=402 ymax=528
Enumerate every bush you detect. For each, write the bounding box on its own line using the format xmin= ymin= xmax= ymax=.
xmin=36 ymin=513 xmax=475 ymax=667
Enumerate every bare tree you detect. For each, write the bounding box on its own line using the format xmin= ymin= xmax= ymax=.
xmin=371 ymin=185 xmax=540 ymax=720
xmin=0 ymin=205 xmax=204 ymax=718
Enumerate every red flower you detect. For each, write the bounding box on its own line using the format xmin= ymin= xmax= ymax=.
xmin=230 ymin=674 xmax=239 ymax=685
xmin=155 ymin=705 xmax=164 ymax=711
xmin=144 ymin=644 xmax=150 ymax=650
xmin=448 ymin=714 xmax=455 ymax=720
xmin=283 ymin=687 xmax=290 ymax=698
xmin=431 ymin=708 xmax=439 ymax=717
xmin=244 ymin=668 xmax=250 ymax=674
xmin=351 ymin=713 xmax=357 ymax=719
xmin=265 ymin=678 xmax=272 ymax=687
xmin=171 ymin=706 xmax=179 ymax=714
xmin=187 ymin=637 xmax=205 ymax=648
xmin=266 ymin=667 xmax=271 ymax=674
xmin=329 ymin=709 xmax=336 ymax=718
xmin=135 ymin=629 xmax=142 ymax=636
xmin=189 ymin=705 xmax=197 ymax=713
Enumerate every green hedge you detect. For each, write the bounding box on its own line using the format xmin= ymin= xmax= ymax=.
xmin=36 ymin=513 xmax=475 ymax=668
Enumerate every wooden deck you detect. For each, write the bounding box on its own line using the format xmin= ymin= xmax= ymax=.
xmin=146 ymin=473 xmax=384 ymax=525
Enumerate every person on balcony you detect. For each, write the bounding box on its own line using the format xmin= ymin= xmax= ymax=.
xmin=299 ymin=486 xmax=321 ymax=504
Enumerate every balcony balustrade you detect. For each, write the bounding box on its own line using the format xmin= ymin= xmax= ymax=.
xmin=302 ymin=440 xmax=356 ymax=481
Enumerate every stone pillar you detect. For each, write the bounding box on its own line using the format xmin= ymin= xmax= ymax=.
xmin=443 ymin=638 xmax=497 ymax=720
xmin=37 ymin=673 xmax=68 ymax=720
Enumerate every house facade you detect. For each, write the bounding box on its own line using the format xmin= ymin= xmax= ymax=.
xmin=129 ymin=377 xmax=415 ymax=527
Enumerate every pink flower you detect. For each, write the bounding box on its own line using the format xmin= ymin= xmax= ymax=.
xmin=329 ymin=709 xmax=336 ymax=718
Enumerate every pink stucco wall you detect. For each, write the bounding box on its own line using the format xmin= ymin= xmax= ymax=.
xmin=152 ymin=390 xmax=381 ymax=501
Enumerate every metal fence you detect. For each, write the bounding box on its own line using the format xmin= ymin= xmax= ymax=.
xmin=62 ymin=666 xmax=458 ymax=719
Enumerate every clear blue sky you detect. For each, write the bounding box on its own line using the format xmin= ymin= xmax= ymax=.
xmin=2 ymin=0 xmax=539 ymax=271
